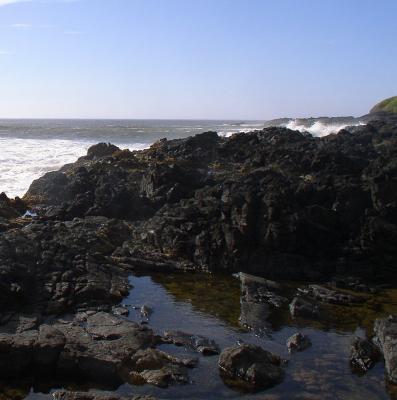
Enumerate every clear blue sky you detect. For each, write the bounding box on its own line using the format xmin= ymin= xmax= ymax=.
xmin=0 ymin=0 xmax=396 ymax=119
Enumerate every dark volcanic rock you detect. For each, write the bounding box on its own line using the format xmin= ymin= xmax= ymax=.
xmin=350 ymin=337 xmax=380 ymax=373
xmin=20 ymin=121 xmax=397 ymax=280
xmin=238 ymin=273 xmax=287 ymax=333
xmin=87 ymin=143 xmax=121 ymax=159
xmin=0 ymin=192 xmax=27 ymax=220
xmin=218 ymin=344 xmax=283 ymax=391
xmin=374 ymin=316 xmax=397 ymax=384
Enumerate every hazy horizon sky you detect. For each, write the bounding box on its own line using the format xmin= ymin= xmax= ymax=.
xmin=0 ymin=0 xmax=396 ymax=120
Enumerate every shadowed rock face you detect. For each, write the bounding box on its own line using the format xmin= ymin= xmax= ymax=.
xmin=19 ymin=121 xmax=397 ymax=281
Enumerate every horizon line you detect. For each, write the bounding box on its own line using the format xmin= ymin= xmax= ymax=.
xmin=0 ymin=114 xmax=362 ymax=122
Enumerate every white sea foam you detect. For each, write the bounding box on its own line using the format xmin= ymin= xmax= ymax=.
xmin=284 ymin=120 xmax=364 ymax=137
xmin=0 ymin=138 xmax=148 ymax=198
xmin=218 ymin=125 xmax=263 ymax=138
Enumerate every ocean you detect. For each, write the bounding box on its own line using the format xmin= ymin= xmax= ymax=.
xmin=0 ymin=118 xmax=363 ymax=199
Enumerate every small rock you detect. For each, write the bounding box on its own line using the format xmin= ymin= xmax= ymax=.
xmin=140 ymin=305 xmax=153 ymax=320
xmin=163 ymin=330 xmax=219 ymax=355
xmin=286 ymin=332 xmax=312 ymax=353
xmin=111 ymin=306 xmax=130 ymax=317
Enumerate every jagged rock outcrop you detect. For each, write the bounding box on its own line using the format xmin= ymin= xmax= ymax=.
xmin=19 ymin=121 xmax=397 ymax=280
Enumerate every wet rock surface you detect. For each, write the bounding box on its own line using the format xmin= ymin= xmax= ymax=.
xmin=218 ymin=344 xmax=284 ymax=391
xmin=350 ymin=337 xmax=380 ymax=373
xmin=239 ymin=273 xmax=287 ymax=332
xmin=286 ymin=332 xmax=312 ymax=353
xmin=128 ymin=348 xmax=197 ymax=387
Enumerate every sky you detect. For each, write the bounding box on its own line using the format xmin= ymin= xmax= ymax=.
xmin=0 ymin=0 xmax=396 ymax=120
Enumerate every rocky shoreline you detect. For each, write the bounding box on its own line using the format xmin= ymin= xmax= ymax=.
xmin=1 ymin=119 xmax=397 ymax=398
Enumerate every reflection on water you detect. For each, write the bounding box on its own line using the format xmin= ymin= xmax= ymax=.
xmin=3 ymin=272 xmax=397 ymax=399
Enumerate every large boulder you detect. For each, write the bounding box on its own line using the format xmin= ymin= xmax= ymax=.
xmin=128 ymin=348 xmax=197 ymax=387
xmin=350 ymin=337 xmax=380 ymax=373
xmin=218 ymin=344 xmax=283 ymax=391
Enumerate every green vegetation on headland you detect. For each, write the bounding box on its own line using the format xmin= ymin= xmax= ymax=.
xmin=370 ymin=96 xmax=397 ymax=114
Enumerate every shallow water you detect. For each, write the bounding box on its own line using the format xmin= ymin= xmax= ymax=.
xmin=2 ymin=272 xmax=397 ymax=400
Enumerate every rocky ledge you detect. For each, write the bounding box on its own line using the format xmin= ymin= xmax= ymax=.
xmin=0 ymin=310 xmax=198 ymax=389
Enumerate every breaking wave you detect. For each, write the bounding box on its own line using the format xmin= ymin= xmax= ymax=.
xmin=284 ymin=120 xmax=365 ymax=137
xmin=0 ymin=138 xmax=148 ymax=198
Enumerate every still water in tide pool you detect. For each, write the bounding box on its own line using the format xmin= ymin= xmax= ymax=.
xmin=4 ymin=272 xmax=397 ymax=400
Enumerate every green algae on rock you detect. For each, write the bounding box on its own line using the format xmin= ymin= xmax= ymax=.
xmin=370 ymin=96 xmax=397 ymax=114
